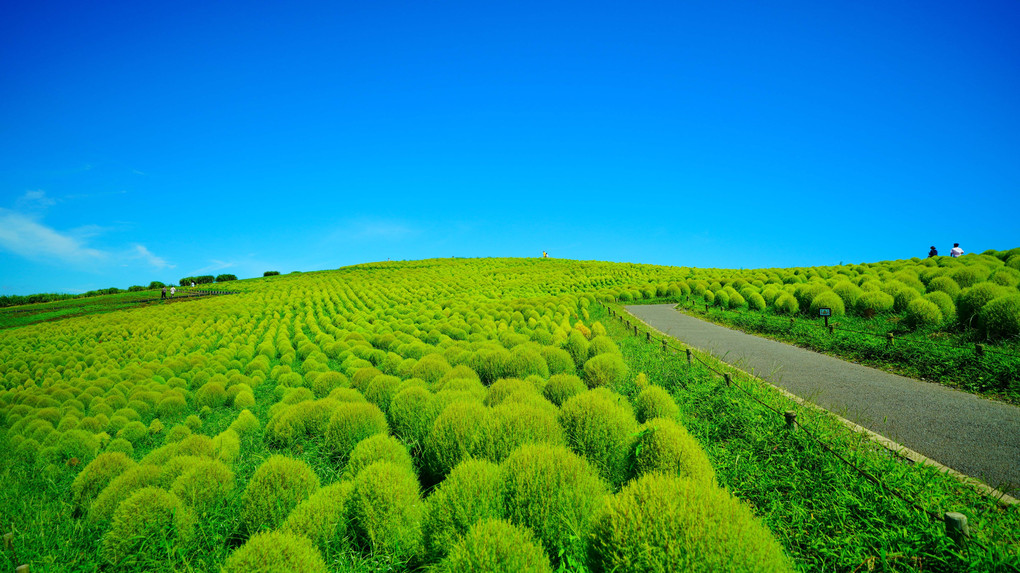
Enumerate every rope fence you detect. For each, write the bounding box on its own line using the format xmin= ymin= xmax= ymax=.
xmin=598 ymin=300 xmax=1003 ymax=556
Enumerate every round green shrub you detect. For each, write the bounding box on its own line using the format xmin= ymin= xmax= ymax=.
xmin=282 ymin=481 xmax=354 ymax=551
xmin=323 ymin=401 xmax=388 ymax=461
xmin=588 ymin=336 xmax=620 ymax=358
xmin=229 ymin=409 xmax=260 ymax=437
xmin=989 ymin=268 xmax=1020 ymax=288
xmin=924 ymin=291 xmax=956 ymax=322
xmin=583 ymin=353 xmax=628 ymax=389
xmin=164 ymin=424 xmax=191 ymax=444
xmin=543 ymin=374 xmax=586 ymax=407
xmin=563 ymin=331 xmax=591 ymax=369
xmin=483 ymin=377 xmax=538 ymax=407
xmin=892 ymin=286 xmax=922 ymax=313
xmin=589 ymin=473 xmax=794 ymax=573
xmin=950 ymin=266 xmax=987 ymax=288
xmin=364 ymin=374 xmax=402 ymax=414
xmin=773 ymin=293 xmax=798 ymax=315
xmin=927 ymin=276 xmax=961 ymax=298
xmin=979 ymin=294 xmax=1020 ymax=340
xmin=170 ymin=458 xmax=235 ymax=514
xmin=831 ymin=282 xmax=863 ymax=309
xmin=559 ymin=388 xmax=637 ymax=486
xmin=855 ymin=291 xmax=894 ymax=315
xmin=630 ymin=419 xmax=715 ymax=486
xmin=101 ymin=487 xmax=195 ymax=567
xmin=105 ymin=438 xmax=134 ymax=457
xmin=345 ymin=433 xmax=415 ymax=479
xmin=223 ymin=530 xmax=328 ymax=573
xmin=958 ymin=283 xmax=1011 ymax=327
xmin=233 ymin=390 xmax=256 ymax=409
xmin=478 ymin=400 xmax=565 ymax=463
xmin=508 ymin=345 xmax=550 ymax=379
xmin=905 ymin=298 xmax=943 ymax=328
xmin=348 ymin=461 xmax=424 ymax=560
xmin=809 ymin=291 xmax=845 ymax=317
xmin=747 ymin=292 xmax=767 ymax=311
xmin=310 ymin=371 xmax=349 ymax=398
xmin=633 ymin=385 xmax=679 ymax=423
xmin=422 ymin=458 xmax=505 ymax=561
xmin=71 ymin=452 xmax=136 ymax=509
xmin=412 ymin=354 xmax=453 ymax=384
xmin=434 ymin=518 xmax=552 ymax=573
xmin=115 ymin=421 xmax=147 ymax=443
xmin=212 ymin=429 xmax=241 ymax=464
xmin=500 ymin=443 xmax=607 ymax=559
xmin=424 ymin=400 xmax=488 ymax=481
xmin=241 ymin=455 xmax=320 ymax=533
xmin=195 ymin=381 xmax=228 ymax=409
xmin=702 ymin=290 xmax=715 ymax=305
xmin=713 ymin=290 xmax=730 ymax=308
xmin=388 ymin=386 xmax=436 ymax=445
xmin=90 ymin=464 xmax=162 ymax=523
xmin=539 ymin=346 xmax=576 ymax=375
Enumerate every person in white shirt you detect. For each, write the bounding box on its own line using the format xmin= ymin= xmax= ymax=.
xmin=170 ymin=286 xmax=176 ymax=298
xmin=950 ymin=243 xmax=964 ymax=257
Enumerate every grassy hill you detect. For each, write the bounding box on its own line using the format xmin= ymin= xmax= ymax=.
xmin=0 ymin=256 xmax=1017 ymax=571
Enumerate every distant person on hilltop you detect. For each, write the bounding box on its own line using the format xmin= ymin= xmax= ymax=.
xmin=950 ymin=243 xmax=964 ymax=257
xmin=928 ymin=246 xmax=938 ymax=258
xmin=542 ymin=251 xmax=548 ymax=258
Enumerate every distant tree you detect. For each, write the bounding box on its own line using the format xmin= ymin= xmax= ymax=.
xmin=148 ymin=281 xmax=166 ymax=290
xmin=263 ymin=271 xmax=280 ymax=277
xmin=179 ymin=277 xmax=196 ymax=287
xmin=128 ymin=285 xmax=145 ymax=292
xmin=215 ymin=274 xmax=238 ymax=282
xmin=105 ymin=287 xmax=121 ymax=295
xmin=195 ymin=275 xmax=215 ymax=285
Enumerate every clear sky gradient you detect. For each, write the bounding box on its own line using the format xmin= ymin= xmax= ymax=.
xmin=2 ymin=1 xmax=1018 ymax=295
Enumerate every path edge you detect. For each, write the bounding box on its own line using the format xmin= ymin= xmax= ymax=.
xmin=622 ymin=305 xmax=1020 ymax=507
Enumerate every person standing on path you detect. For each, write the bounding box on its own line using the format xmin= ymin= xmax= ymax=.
xmin=161 ymin=286 xmax=167 ymax=300
xmin=950 ymin=243 xmax=964 ymax=257
xmin=928 ymin=246 xmax=938 ymax=258
xmin=170 ymin=286 xmax=176 ymax=298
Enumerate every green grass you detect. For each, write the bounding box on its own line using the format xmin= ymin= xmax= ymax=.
xmin=594 ymin=302 xmax=1020 ymax=572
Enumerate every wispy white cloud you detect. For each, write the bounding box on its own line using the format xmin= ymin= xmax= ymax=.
xmin=15 ymin=190 xmax=57 ymax=211
xmin=131 ymin=245 xmax=175 ymax=269
xmin=193 ymin=260 xmax=236 ymax=274
xmin=0 ymin=208 xmax=107 ymax=263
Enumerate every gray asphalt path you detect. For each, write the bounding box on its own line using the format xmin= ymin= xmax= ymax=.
xmin=626 ymin=304 xmax=1020 ymax=492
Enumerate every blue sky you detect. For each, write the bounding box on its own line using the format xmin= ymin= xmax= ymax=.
xmin=2 ymin=1 xmax=1018 ymax=295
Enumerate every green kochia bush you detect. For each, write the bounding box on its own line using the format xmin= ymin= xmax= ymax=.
xmin=241 ymin=455 xmax=320 ymax=533
xmin=345 ymin=433 xmax=415 ymax=479
xmin=809 ymin=291 xmax=845 ymax=317
xmin=90 ymin=464 xmax=162 ymax=523
xmin=434 ymin=518 xmax=553 ymax=573
xmin=958 ymin=283 xmax=1011 ymax=327
xmin=543 ymin=373 xmax=586 ymax=406
xmin=348 ymin=461 xmax=424 ymax=561
xmin=905 ymin=298 xmax=943 ymax=328
xmin=71 ymin=452 xmax=135 ymax=509
xmin=101 ymin=487 xmax=196 ymax=567
xmin=282 ymin=481 xmax=354 ymax=551
xmin=588 ymin=473 xmax=794 ymax=573
xmin=323 ymin=401 xmax=388 ymax=461
xmin=633 ymin=385 xmax=679 ymax=423
xmin=855 ymin=291 xmax=895 ymax=315
xmin=773 ymin=293 xmax=798 ymax=315
xmin=924 ymin=291 xmax=956 ymax=322
xmin=223 ymin=530 xmax=328 ymax=573
xmin=478 ymin=399 xmax=565 ymax=463
xmin=422 ymin=458 xmax=505 ymax=562
xmin=424 ymin=400 xmax=488 ymax=480
xmin=629 ymin=418 xmax=715 ymax=486
xmin=559 ymin=388 xmax=637 ymax=487
xmin=582 ymin=353 xmax=628 ymax=389
xmin=501 ymin=443 xmax=607 ymax=561
xmin=170 ymin=458 xmax=235 ymax=514
xmin=980 ymin=294 xmax=1020 ymax=340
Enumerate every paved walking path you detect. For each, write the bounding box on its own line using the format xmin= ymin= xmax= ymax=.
xmin=625 ymin=304 xmax=1020 ymax=492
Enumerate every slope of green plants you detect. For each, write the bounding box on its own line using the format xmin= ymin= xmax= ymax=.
xmin=0 ymin=256 xmax=1016 ymax=572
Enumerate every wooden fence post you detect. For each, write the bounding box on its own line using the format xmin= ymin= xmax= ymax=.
xmin=784 ymin=410 xmax=797 ymax=429
xmin=828 ymin=325 xmax=834 ymax=334
xmin=686 ymin=348 xmax=692 ymax=366
xmin=723 ymin=373 xmax=731 ymax=386
xmin=662 ymin=339 xmax=668 ymax=353
xmin=645 ymin=331 xmax=651 ymax=342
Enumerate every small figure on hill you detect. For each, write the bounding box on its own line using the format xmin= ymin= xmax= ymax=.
xmin=191 ymin=281 xmax=195 ymax=288
xmin=161 ymin=286 xmax=167 ymax=300
xmin=928 ymin=246 xmax=938 ymax=258
xmin=542 ymin=251 xmax=548 ymax=258
xmin=950 ymin=243 xmax=964 ymax=258
xmin=170 ymin=286 xmax=176 ymax=298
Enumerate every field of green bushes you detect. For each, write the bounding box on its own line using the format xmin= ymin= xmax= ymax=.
xmin=0 ymin=255 xmax=1017 ymax=571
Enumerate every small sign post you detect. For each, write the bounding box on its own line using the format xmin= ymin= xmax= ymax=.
xmin=819 ymin=307 xmax=831 ymax=328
